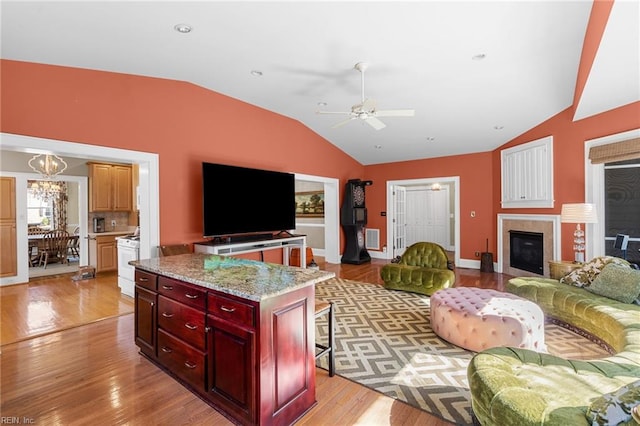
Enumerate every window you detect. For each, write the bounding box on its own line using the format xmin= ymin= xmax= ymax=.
xmin=27 ymin=191 xmax=54 ymax=230
xmin=604 ymin=159 xmax=640 ymax=264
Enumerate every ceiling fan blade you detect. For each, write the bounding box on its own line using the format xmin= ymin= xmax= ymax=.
xmin=374 ymin=109 xmax=415 ymax=117
xmin=316 ymin=110 xmax=353 ymax=115
xmin=332 ymin=117 xmax=356 ymax=129
xmin=364 ymin=116 xmax=386 ymax=130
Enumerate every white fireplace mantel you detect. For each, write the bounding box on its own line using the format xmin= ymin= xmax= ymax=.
xmin=497 ymin=214 xmax=561 ymax=274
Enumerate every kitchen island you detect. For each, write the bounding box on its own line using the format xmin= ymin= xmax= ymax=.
xmin=131 ymin=253 xmax=335 ymax=426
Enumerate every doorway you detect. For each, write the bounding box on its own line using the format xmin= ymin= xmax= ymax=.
xmin=0 ymin=132 xmax=159 ymax=287
xmin=386 ymin=176 xmax=460 ymax=267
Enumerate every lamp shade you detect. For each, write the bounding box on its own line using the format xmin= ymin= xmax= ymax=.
xmin=560 ymin=203 xmax=598 ymax=223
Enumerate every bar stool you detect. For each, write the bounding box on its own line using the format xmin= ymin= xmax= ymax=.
xmin=315 ymin=300 xmax=335 ymax=376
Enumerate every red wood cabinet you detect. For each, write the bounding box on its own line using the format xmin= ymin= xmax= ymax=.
xmin=134 ymin=268 xmax=316 ymax=426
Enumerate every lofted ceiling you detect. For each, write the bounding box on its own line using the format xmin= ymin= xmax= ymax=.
xmin=1 ymin=1 xmax=638 ymax=165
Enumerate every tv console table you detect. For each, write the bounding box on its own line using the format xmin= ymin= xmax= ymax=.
xmin=194 ymin=234 xmax=307 ymax=268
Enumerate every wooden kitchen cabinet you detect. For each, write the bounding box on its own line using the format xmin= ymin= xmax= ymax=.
xmin=133 ymin=264 xmax=318 ymax=426
xmin=89 ymin=233 xmax=126 ymax=272
xmin=88 ymin=162 xmax=132 ymax=212
xmin=207 ymin=294 xmax=256 ymax=423
xmin=0 ymin=177 xmax=17 ymax=277
xmin=135 ymin=270 xmax=158 ymax=359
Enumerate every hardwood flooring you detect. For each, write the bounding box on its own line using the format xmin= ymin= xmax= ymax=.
xmin=1 ymin=271 xmax=133 ymax=345
xmin=0 ymin=258 xmax=578 ymax=425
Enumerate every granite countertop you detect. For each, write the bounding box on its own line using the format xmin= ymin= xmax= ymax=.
xmin=131 ymin=253 xmax=335 ymax=302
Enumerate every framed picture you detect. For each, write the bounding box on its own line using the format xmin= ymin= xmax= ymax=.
xmin=295 ymin=191 xmax=325 ymax=218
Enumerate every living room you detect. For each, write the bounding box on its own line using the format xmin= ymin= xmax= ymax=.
xmin=1 ymin=1 xmax=639 ymax=425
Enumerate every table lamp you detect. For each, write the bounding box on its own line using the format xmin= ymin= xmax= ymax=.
xmin=561 ymin=203 xmax=598 ymax=263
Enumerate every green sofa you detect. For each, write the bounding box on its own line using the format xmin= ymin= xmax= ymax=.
xmin=380 ymin=242 xmax=455 ymax=296
xmin=467 ymin=277 xmax=640 ymax=426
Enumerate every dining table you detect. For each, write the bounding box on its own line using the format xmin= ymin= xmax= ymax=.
xmin=28 ymin=233 xmax=79 ymax=267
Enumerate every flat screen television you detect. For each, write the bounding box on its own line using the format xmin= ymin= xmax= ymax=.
xmin=202 ymin=162 xmax=296 ymax=238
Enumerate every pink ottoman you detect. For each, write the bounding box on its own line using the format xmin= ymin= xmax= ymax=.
xmin=430 ymin=287 xmax=546 ymax=352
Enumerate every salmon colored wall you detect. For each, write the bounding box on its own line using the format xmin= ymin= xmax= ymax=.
xmin=364 ymin=152 xmax=494 ymax=261
xmin=0 ymin=60 xmax=364 ymax=261
xmin=492 ymin=103 xmax=640 ymax=261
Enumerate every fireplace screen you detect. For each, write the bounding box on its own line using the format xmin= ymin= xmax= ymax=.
xmin=510 ymin=230 xmax=544 ymax=275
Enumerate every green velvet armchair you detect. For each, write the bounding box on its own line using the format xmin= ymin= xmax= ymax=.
xmin=380 ymin=242 xmax=455 ymax=296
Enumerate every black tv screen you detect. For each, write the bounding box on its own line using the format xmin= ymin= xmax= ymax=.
xmin=202 ymin=162 xmax=296 ymax=238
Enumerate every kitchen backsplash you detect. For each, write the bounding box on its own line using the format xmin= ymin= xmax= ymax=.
xmin=89 ymin=211 xmax=131 ymax=232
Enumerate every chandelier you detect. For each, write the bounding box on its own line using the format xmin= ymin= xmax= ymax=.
xmin=28 ymin=154 xmax=67 ymax=179
xmin=28 ymin=180 xmax=63 ymax=202
xmin=27 ymin=154 xmax=68 ymax=201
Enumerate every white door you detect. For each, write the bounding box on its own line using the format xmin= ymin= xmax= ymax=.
xmin=393 ymin=186 xmax=407 ymax=257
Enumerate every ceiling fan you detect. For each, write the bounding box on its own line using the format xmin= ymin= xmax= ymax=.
xmin=316 ymin=62 xmax=415 ymax=130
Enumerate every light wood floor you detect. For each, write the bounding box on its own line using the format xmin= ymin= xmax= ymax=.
xmin=0 ymin=259 xmax=582 ymax=425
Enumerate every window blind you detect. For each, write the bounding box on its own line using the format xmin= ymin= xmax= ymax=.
xmin=588 ymin=138 xmax=640 ymax=164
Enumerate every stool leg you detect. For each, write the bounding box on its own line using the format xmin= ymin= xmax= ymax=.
xmin=328 ymin=302 xmax=335 ymax=377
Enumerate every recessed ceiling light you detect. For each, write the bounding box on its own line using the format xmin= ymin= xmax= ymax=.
xmin=250 ymin=70 xmax=263 ymax=77
xmin=494 ymin=125 xmax=504 ymax=130
xmin=317 ymin=102 xmax=327 ymax=107
xmin=472 ymin=53 xmax=486 ymax=60
xmin=174 ymin=24 xmax=192 ymax=34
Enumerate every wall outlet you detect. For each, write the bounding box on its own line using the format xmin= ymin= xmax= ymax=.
xmin=111 ymin=220 xmax=116 ymax=227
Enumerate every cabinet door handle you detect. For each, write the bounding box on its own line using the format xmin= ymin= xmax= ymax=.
xmin=162 ymin=312 xmax=174 ymax=318
xmin=184 ymin=323 xmax=197 ymax=330
xmin=139 ymin=277 xmax=148 ymax=282
xmin=162 ymin=285 xmax=173 ymax=290
xmin=220 ymin=306 xmax=236 ymax=313
xmin=161 ymin=346 xmax=172 ymax=353
xmin=185 ymin=293 xmax=198 ymax=299
xmin=184 ymin=361 xmax=197 ymax=369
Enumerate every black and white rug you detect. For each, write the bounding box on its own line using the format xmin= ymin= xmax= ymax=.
xmin=314 ymin=278 xmax=607 ymax=425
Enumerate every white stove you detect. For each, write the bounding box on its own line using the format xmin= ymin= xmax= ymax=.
xmin=117 ymin=235 xmax=140 ymax=297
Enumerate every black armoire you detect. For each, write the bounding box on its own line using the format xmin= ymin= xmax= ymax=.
xmin=341 ymin=179 xmax=372 ymax=264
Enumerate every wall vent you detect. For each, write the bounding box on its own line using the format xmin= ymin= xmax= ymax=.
xmin=365 ymin=228 xmax=380 ymax=250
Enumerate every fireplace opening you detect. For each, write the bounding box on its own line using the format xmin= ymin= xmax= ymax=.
xmin=510 ymin=230 xmax=544 ymax=275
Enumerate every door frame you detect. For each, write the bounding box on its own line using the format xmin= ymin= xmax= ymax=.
xmin=0 ymin=132 xmax=160 ymax=286
xmin=386 ymin=176 xmax=460 ymax=267
xmin=294 ymin=173 xmax=340 ymax=264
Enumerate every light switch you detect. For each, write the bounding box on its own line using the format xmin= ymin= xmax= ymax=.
xmin=471 ymin=211 xmax=476 ymax=218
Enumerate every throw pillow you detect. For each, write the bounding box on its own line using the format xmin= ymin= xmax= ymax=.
xmin=586 ymin=263 xmax=640 ymax=304
xmin=560 ymin=256 xmax=630 ymax=288
xmin=587 ymin=380 xmax=640 ymax=426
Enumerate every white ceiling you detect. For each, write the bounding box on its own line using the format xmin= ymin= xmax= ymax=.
xmin=2 ymin=1 xmax=638 ymax=165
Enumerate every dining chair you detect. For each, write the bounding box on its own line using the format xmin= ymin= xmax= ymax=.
xmin=159 ymin=244 xmax=192 ymax=256
xmin=39 ymin=229 xmax=70 ymax=268
xmin=67 ymin=226 xmax=80 ymax=258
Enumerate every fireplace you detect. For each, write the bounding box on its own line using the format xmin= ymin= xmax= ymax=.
xmin=509 ymin=230 xmax=544 ymax=275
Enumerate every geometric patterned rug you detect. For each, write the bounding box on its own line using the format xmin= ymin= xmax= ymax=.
xmin=315 ymin=278 xmax=609 ymax=425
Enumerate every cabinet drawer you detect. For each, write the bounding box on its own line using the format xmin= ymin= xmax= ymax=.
xmin=208 ymin=293 xmax=255 ymax=329
xmin=158 ymin=295 xmax=206 ymax=351
xmin=158 ymin=277 xmax=206 ymax=310
xmin=135 ymin=270 xmax=157 ymax=291
xmin=158 ymin=329 xmax=205 ymax=391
